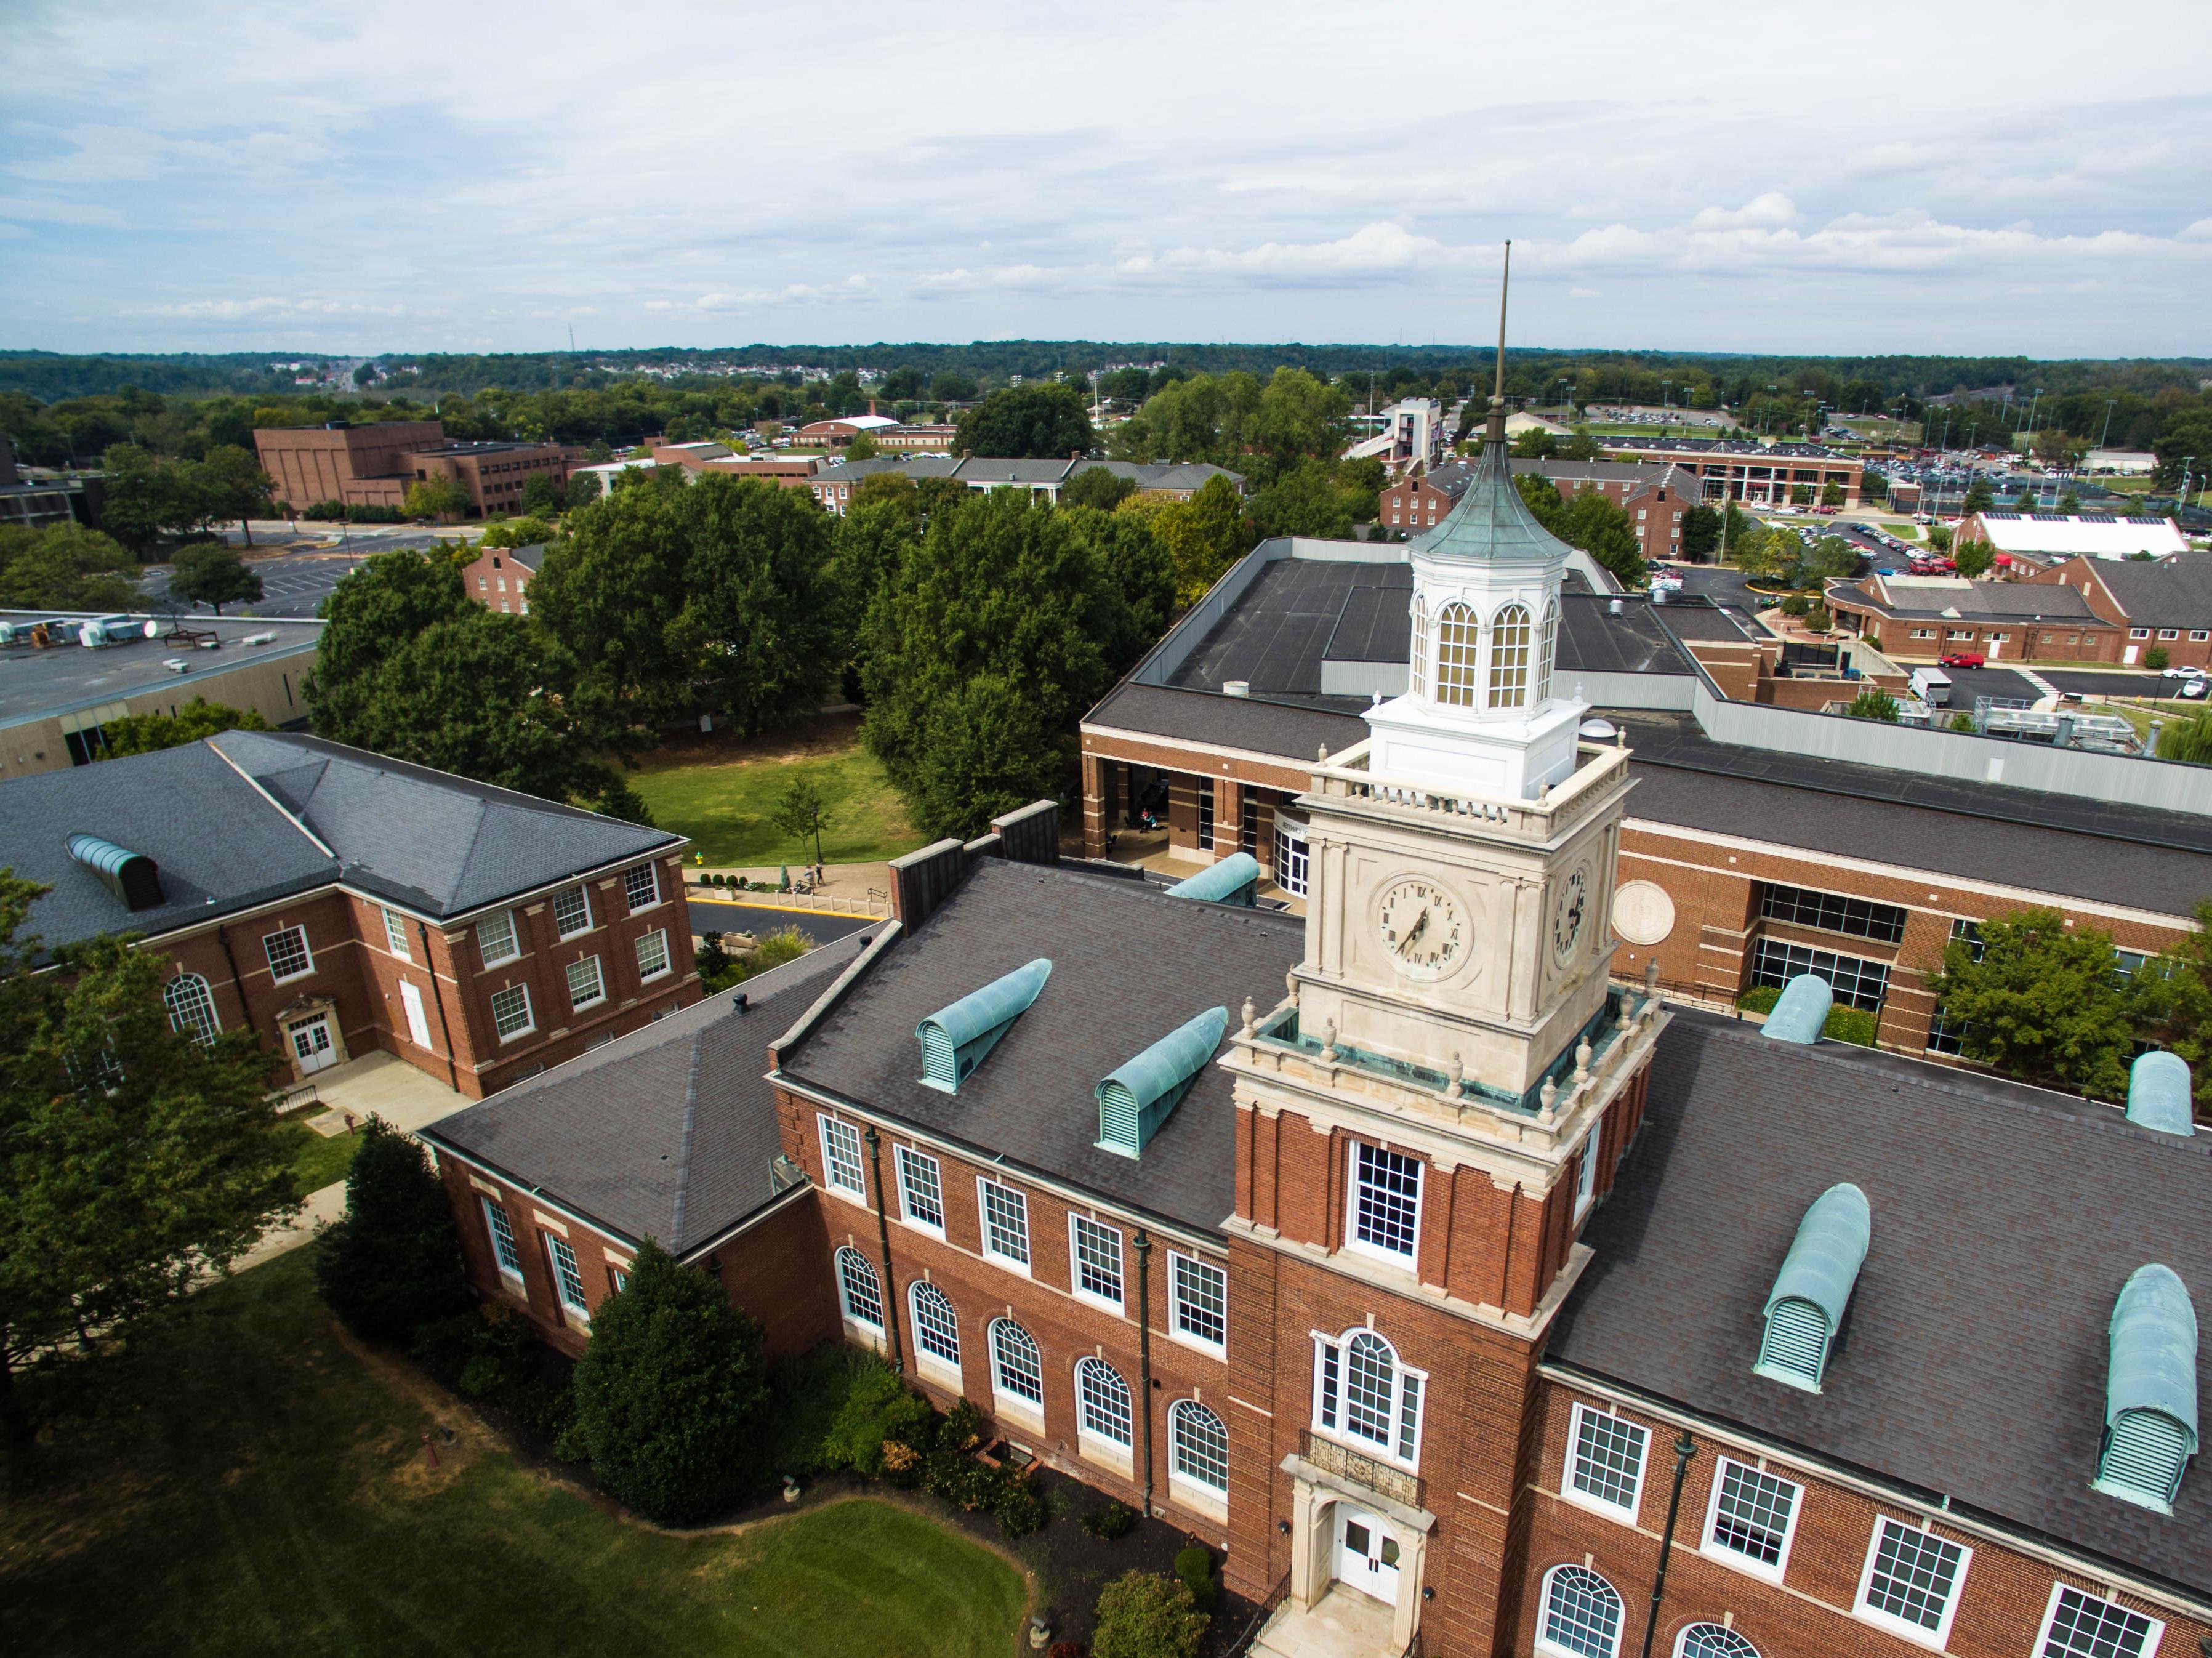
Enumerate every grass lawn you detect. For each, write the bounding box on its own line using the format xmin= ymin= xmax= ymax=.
xmin=280 ymin=1119 xmax=360 ymax=1193
xmin=627 ymin=713 xmax=927 ymax=868
xmin=1876 ymin=521 xmax=1920 ymax=539
xmin=0 ymin=1251 xmax=1028 ymax=1658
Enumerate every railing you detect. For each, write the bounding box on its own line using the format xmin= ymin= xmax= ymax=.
xmin=1309 ymin=739 xmax=1631 ymax=842
xmin=270 ymin=1080 xmax=320 ymax=1114
xmin=1221 ymin=1571 xmax=1294 ymax=1658
xmin=688 ymin=880 xmax=890 ymax=918
xmin=1302 ymin=1430 xmax=1425 ymax=1511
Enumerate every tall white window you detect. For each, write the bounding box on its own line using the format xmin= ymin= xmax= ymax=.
xmin=544 ymin=1233 xmax=589 ymax=1320
xmin=1409 ymin=598 xmax=1428 ymax=696
xmin=1076 ymin=1356 xmax=1133 ymax=1448
xmin=990 ymin=1318 xmax=1043 ymax=1406
xmin=1312 ymin=1327 xmax=1424 ymax=1467
xmin=1349 ymin=1141 xmax=1421 ymax=1263
xmin=1170 ymin=1399 xmax=1229 ymax=1494
xmin=1272 ymin=815 xmax=1310 ymax=899
xmin=1538 ymin=1564 xmax=1624 ymax=1658
xmin=1169 ymin=1252 xmax=1228 ymax=1352
xmin=979 ymin=1178 xmax=1030 ymax=1270
xmin=481 ymin=1198 xmax=523 ymax=1281
xmin=1562 ymin=1403 xmax=1648 ymax=1521
xmin=552 ymin=883 xmax=592 ymax=938
xmin=1536 ymin=598 xmax=1558 ymax=702
xmin=1575 ymin=1127 xmax=1600 ymax=1219
xmin=896 ymin=1145 xmax=944 ymax=1233
xmin=1069 ymin=1214 xmax=1124 ymax=1310
xmin=635 ymin=928 xmax=670 ymax=981
xmin=1434 ymin=602 xmax=1478 ymax=706
xmin=164 ymin=973 xmax=220 ymax=1044
xmin=623 ymin=862 xmax=661 ymax=913
xmin=1856 ymin=1518 xmax=1970 ymax=1646
xmin=263 ymin=924 xmax=313 ymax=982
xmin=1675 ymin=1627 xmax=1758 ymax=1658
xmin=565 ymin=955 xmax=605 ymax=1010
xmin=381 ymin=906 xmax=412 ymax=959
xmin=818 ymin=1114 xmax=867 ymax=1201
xmin=911 ymin=1281 xmax=960 ymax=1368
xmin=835 ymin=1246 xmax=883 ymax=1329
xmin=1702 ymin=1458 xmax=1802 ymax=1582
xmin=475 ymin=909 xmax=520 ymax=967
xmin=2035 ymin=1585 xmax=2161 ymax=1658
xmin=489 ymin=983 xmax=534 ymax=1041
xmin=1487 ymin=602 xmax=1532 ymax=709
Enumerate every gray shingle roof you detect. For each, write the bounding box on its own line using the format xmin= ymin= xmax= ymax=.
xmin=424 ymin=930 xmax=879 ymax=1252
xmin=1855 ymin=577 xmax=2100 ymax=622
xmin=778 ymin=859 xmax=1305 ymax=1236
xmin=1551 ymin=1009 xmax=2212 ymax=1596
xmin=210 ymin=730 xmax=678 ymax=917
xmin=2090 ymin=556 xmax=2212 ymax=629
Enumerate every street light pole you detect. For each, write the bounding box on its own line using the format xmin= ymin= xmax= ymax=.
xmin=2099 ymin=399 xmax=2116 ymax=454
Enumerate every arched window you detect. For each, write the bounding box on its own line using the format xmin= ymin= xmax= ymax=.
xmin=991 ymin=1318 xmax=1043 ymax=1404
xmin=834 ymin=1246 xmax=882 ymax=1329
xmin=910 ymin=1281 xmax=959 ymax=1366
xmin=1410 ymin=598 xmax=1429 ymax=697
xmin=1076 ymin=1357 xmax=1133 ymax=1446
xmin=1540 ymin=1564 xmax=1625 ymax=1658
xmin=164 ymin=972 xmax=220 ymax=1044
xmin=1675 ymin=1626 xmax=1758 ymax=1658
xmin=1170 ymin=1399 xmax=1229 ymax=1492
xmin=1313 ymin=1327 xmax=1425 ymax=1465
xmin=1487 ymin=603 xmax=1532 ymax=709
xmin=1536 ymin=598 xmax=1558 ymax=702
xmin=1434 ymin=602 xmax=1479 ymax=706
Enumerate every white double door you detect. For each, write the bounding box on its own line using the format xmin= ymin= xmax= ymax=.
xmin=288 ymin=1015 xmax=338 ymax=1074
xmin=1333 ymin=1505 xmax=1400 ymax=1605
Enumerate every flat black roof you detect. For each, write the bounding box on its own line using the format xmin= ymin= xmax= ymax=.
xmin=1167 ymin=558 xmax=1410 ymax=710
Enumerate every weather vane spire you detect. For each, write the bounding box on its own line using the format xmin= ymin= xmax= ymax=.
xmin=1486 ymin=240 xmax=1511 ymax=446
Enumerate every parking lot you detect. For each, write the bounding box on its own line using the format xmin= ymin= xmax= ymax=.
xmin=137 ymin=529 xmax=467 ymax=620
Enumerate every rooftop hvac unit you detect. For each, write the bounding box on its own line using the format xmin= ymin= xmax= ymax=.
xmin=239 ymin=631 xmax=276 ymax=647
xmin=163 ymin=658 xmax=191 ymax=674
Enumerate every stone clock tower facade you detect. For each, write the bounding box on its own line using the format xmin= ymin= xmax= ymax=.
xmin=1220 ymin=393 xmax=1669 ymax=1656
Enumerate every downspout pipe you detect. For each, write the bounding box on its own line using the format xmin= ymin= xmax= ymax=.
xmin=864 ymin=1126 xmax=904 ymax=1369
xmin=418 ymin=920 xmax=461 ymax=1093
xmin=1639 ymin=1433 xmax=1699 ymax=1658
xmin=1134 ymin=1228 xmax=1156 ymax=1516
xmin=214 ymin=924 xmax=252 ymax=1039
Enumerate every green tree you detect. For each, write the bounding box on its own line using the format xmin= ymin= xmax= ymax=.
xmin=2150 ymin=899 xmax=2212 ymax=1114
xmin=672 ymin=474 xmax=842 ymax=736
xmin=952 ymin=385 xmax=1095 ymax=459
xmin=1846 ymin=686 xmax=1900 ymax=722
xmin=1556 ymin=430 xmax=1604 ymax=461
xmin=1804 ymin=536 xmax=1860 ymax=582
xmin=1952 ymin=538 xmax=1995 ymax=579
xmin=1247 ymin=460 xmax=1353 ymax=539
xmin=930 ymin=371 xmax=979 ymax=403
xmin=2057 ymin=488 xmax=2081 ymax=513
xmin=1247 ymin=368 xmax=1349 ymax=485
xmin=2011 ymin=488 xmax=2037 ymax=511
xmin=1926 ymin=907 xmax=2149 ymax=1098
xmin=477 ymin=515 xmax=556 ymax=551
xmin=1819 ymin=480 xmax=1845 ymax=507
xmin=2158 ymin=710 xmax=2212 ymax=763
xmin=1130 ymin=474 xmax=1257 ymax=605
xmin=1514 ymin=477 xmax=1647 ymax=589
xmin=1062 ymin=465 xmax=1138 ymax=512
xmin=403 ymin=477 xmax=473 ymax=521
xmin=566 ymin=1238 xmax=769 ymax=1524
xmin=1510 ymin=429 xmax=1558 ymax=459
xmin=167 ymin=544 xmax=263 ymax=616
xmin=1961 ymin=477 xmax=1996 ymax=514
xmin=97 ymin=443 xmax=193 ymax=550
xmin=843 ymin=430 xmax=881 ymax=461
xmin=194 ymin=445 xmax=276 ymax=545
xmin=1061 ymin=505 xmax=1175 ymax=650
xmin=1926 ymin=523 xmax=1954 ymax=553
xmin=520 ymin=471 xmax=561 ymax=515
xmin=99 ymin=697 xmax=270 ymax=756
xmin=1678 ymin=504 xmax=1720 ymax=561
xmin=2153 ymin=412 xmax=2212 ymax=489
xmin=0 ymin=875 xmax=297 ymax=1469
xmin=0 ymin=523 xmax=138 ymax=611
xmin=312 ymin=1120 xmax=469 ymax=1343
xmin=773 ymin=775 xmax=832 ymax=867
xmin=1092 ymin=1570 xmax=1208 ymax=1658
xmin=566 ymin=471 xmax=603 ymax=509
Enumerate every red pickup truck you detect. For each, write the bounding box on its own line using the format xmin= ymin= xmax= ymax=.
xmin=1939 ymin=652 xmax=1985 ymax=669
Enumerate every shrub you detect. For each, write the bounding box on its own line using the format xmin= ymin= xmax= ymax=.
xmin=924 ymin=1447 xmax=1002 ymax=1511
xmin=1863 ymin=633 xmax=1883 ymax=653
xmin=819 ymin=1358 xmax=931 ymax=1476
xmin=313 ymin=1119 xmax=470 ymax=1343
xmin=941 ymin=1398 xmax=987 ymax=1454
xmin=1805 ymin=602 xmax=1832 ymax=633
xmin=1949 ymin=712 xmax=1977 ymax=733
xmin=1824 ymin=1006 xmax=1880 ymax=1047
xmin=1780 ymin=592 xmax=1810 ymax=618
xmin=1735 ymin=985 xmax=1782 ymax=1015
xmin=1846 ymin=687 xmax=1901 ymax=723
xmin=1082 ymin=1499 xmax=1139 ymax=1540
xmin=567 ymin=1239 xmax=770 ymax=1524
xmin=303 ymin=499 xmax=347 ymax=520
xmin=1174 ymin=1545 xmax=1218 ymax=1612
xmin=2146 ymin=645 xmax=2171 ymax=671
xmin=995 ymin=1479 xmax=1047 ymax=1538
xmin=1092 ymin=1571 xmax=1207 ymax=1658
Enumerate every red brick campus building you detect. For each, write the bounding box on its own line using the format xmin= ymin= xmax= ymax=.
xmin=424 ymin=417 xmax=2212 ymax=1658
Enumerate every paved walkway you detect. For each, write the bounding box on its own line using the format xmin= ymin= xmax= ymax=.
xmin=1252 ymin=1586 xmax=1398 ymax=1658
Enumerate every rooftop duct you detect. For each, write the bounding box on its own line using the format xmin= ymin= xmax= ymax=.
xmin=2095 ymin=1265 xmax=2199 ymax=1513
xmin=915 ymin=957 xmax=1052 ymax=1093
xmin=66 ymin=833 xmax=165 ymax=912
xmin=1165 ymin=852 xmax=1261 ymax=907
xmin=2125 ymin=1051 xmax=2195 ymax=1137
xmin=1096 ymin=1005 xmax=1228 ymax=1159
xmin=1760 ymin=973 xmax=1832 ymax=1045
xmin=1754 ymin=1182 xmax=1870 ymax=1393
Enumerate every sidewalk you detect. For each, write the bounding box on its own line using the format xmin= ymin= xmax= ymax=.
xmin=685 ymin=858 xmax=895 ymax=919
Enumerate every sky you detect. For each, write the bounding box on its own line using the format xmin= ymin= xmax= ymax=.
xmin=3 ymin=1 xmax=2210 ymax=361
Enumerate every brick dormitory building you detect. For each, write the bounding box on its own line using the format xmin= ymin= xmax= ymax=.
xmin=1 ymin=730 xmax=697 ymax=1097
xmin=420 ymin=408 xmax=2212 ymax=1658
xmin=252 ymin=420 xmax=572 ymax=518
xmin=1381 ymin=456 xmax=1702 ymax=562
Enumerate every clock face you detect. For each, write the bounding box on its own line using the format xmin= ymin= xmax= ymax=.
xmin=1376 ymin=879 xmax=1465 ymax=980
xmin=1552 ymin=870 xmax=1589 ymax=964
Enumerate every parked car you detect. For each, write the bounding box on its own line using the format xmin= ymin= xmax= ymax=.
xmin=2181 ymin=678 xmax=2211 ymax=701
xmin=1939 ymin=651 xmax=1986 ymax=669
xmin=2162 ymin=666 xmax=2208 ymax=680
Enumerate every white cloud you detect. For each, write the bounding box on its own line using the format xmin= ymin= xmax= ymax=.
xmin=1691 ymin=193 xmax=1802 ymax=231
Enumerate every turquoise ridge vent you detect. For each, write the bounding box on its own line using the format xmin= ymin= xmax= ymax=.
xmin=1760 ymin=973 xmax=1832 ymax=1045
xmin=65 ymin=832 xmax=165 ymax=912
xmin=1754 ymin=1183 xmax=1870 ymax=1393
xmin=2125 ymin=1051 xmax=2195 ymax=1138
xmin=2096 ymin=1264 xmax=2200 ymax=1514
xmin=1096 ymin=1005 xmax=1229 ymax=1158
xmin=915 ymin=957 xmax=1052 ymax=1093
xmin=1165 ymin=853 xmax=1261 ymax=907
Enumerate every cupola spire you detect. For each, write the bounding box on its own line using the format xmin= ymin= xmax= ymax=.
xmin=1485 ymin=239 xmax=1511 ymax=448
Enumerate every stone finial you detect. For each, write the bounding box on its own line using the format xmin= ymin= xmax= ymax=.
xmin=1574 ymin=1037 xmax=1593 ymax=1082
xmin=1445 ymin=1055 xmax=1465 ymax=1101
xmin=1285 ymin=968 xmax=1300 ymax=1000
xmin=1318 ymin=744 xmax=1330 ymax=763
xmin=1240 ymin=996 xmax=1256 ymax=1037
xmin=1644 ymin=956 xmax=1661 ymax=991
xmin=1319 ymin=1021 xmax=1338 ymax=1063
xmin=1540 ymin=1075 xmax=1559 ymax=1117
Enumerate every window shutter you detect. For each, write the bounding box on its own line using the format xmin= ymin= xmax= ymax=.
xmin=1397 ymin=1372 xmax=1423 ymax=1461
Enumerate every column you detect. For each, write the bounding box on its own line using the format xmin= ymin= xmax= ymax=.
xmin=1214 ymin=777 xmax=1244 ymax=862
xmin=1080 ymin=752 xmax=1109 ymax=859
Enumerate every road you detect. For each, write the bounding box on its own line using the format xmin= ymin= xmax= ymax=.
xmin=685 ymin=898 xmax=879 ymax=946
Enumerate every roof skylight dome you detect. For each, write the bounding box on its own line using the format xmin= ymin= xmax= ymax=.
xmin=2125 ymin=1050 xmax=2195 ymax=1138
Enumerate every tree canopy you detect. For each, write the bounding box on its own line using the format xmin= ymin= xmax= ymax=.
xmin=167 ymin=544 xmax=263 ymax=615
xmin=1513 ymin=475 xmax=1647 ymax=589
xmin=98 ymin=697 xmax=270 ymax=757
xmin=313 ymin=1119 xmax=470 ymax=1344
xmin=0 ymin=523 xmax=137 ymax=611
xmin=952 ymin=385 xmax=1095 ymax=459
xmin=1125 ymin=475 xmax=1257 ymax=605
xmin=1927 ymin=907 xmax=2152 ymax=1099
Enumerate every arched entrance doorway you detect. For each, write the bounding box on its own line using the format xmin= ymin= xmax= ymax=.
xmin=1333 ymin=1503 xmax=1401 ymax=1604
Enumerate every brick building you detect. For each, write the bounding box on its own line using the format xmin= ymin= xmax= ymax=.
xmin=1593 ymin=436 xmax=1865 ymax=508
xmin=1381 ymin=457 xmax=1700 ymax=562
xmin=1825 ymin=573 xmax=2125 ymax=664
xmin=2 ymin=731 xmax=697 ymax=1098
xmin=2013 ymin=556 xmax=2212 ymax=670
xmin=459 ymin=542 xmax=544 ymax=614
xmin=423 ymin=415 xmax=2212 ymax=1658
xmin=251 ymin=421 xmax=569 ymax=517
xmin=1956 ymin=512 xmax=2190 ymax=568
xmin=805 ymin=455 xmax=1242 ymax=515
